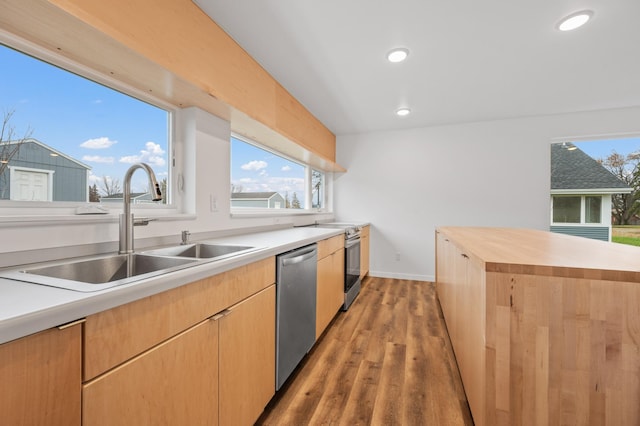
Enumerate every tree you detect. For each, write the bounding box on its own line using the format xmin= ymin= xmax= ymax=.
xmin=99 ymin=176 xmax=121 ymax=197
xmin=0 ymin=110 xmax=33 ymax=199
xmin=291 ymin=192 xmax=301 ymax=209
xmin=284 ymin=191 xmax=291 ymax=209
xmin=89 ymin=184 xmax=100 ymax=202
xmin=598 ymin=150 xmax=640 ymax=225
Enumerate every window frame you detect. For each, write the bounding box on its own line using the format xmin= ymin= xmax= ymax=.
xmin=551 ymin=194 xmax=604 ymax=225
xmin=230 ymin=133 xmax=329 ymax=216
xmin=0 ymin=29 xmax=180 ymax=221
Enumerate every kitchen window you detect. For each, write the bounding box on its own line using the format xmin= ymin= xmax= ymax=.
xmin=552 ymin=195 xmax=602 ymax=224
xmin=0 ymin=40 xmax=172 ymax=210
xmin=230 ymin=135 xmax=326 ymax=212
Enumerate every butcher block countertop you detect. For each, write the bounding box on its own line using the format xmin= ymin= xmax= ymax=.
xmin=438 ymin=226 xmax=640 ymax=282
xmin=436 ymin=226 xmax=640 ymax=426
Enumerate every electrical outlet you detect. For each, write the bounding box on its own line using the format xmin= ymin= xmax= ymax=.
xmin=210 ymin=194 xmax=218 ymax=212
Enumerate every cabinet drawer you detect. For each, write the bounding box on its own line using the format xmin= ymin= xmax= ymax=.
xmin=83 ymin=319 xmax=218 ymax=426
xmin=317 ymin=235 xmax=343 ymax=259
xmin=84 ymin=256 xmax=275 ymax=381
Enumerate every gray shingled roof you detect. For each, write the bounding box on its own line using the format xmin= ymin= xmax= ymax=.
xmin=551 ymin=143 xmax=631 ymax=190
xmin=231 ymin=191 xmax=279 ymax=200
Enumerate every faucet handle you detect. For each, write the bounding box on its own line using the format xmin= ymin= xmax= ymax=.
xmin=133 ymin=217 xmax=157 ymax=226
xmin=181 ymin=230 xmax=191 ymax=245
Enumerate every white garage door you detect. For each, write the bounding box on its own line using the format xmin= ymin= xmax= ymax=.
xmin=10 ymin=167 xmax=54 ymax=201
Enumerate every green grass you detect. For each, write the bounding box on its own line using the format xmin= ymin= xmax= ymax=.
xmin=612 ymin=236 xmax=640 ymax=246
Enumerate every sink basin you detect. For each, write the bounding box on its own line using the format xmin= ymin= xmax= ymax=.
xmin=0 ymin=253 xmax=200 ymax=292
xmin=143 ymin=243 xmax=258 ymax=260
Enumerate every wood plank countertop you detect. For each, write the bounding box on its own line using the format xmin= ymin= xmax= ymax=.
xmin=437 ymin=227 xmax=640 ymax=282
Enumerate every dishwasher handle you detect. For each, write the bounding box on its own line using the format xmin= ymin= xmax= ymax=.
xmin=280 ymin=246 xmax=317 ymax=266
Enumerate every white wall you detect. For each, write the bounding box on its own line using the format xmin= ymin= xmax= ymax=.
xmin=334 ymin=107 xmax=640 ymax=281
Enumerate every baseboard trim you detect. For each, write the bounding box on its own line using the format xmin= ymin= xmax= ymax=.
xmin=368 ymin=270 xmax=433 ymax=282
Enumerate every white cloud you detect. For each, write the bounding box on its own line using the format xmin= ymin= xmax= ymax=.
xmin=281 ymin=165 xmax=291 ymax=172
xmin=119 ymin=141 xmax=166 ymax=166
xmin=83 ymin=155 xmax=114 ymax=164
xmin=80 ymin=137 xmax=117 ymax=149
xmin=231 ymin=176 xmax=305 ymax=194
xmin=241 ymin=160 xmax=268 ymax=171
xmin=87 ymin=173 xmax=102 ymax=184
xmin=92 ymin=99 xmax=103 ymax=104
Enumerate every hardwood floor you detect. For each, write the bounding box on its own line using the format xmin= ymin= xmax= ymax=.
xmin=256 ymin=277 xmax=474 ymax=425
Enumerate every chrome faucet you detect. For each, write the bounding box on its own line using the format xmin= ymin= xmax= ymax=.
xmin=119 ymin=163 xmax=163 ymax=255
xmin=181 ymin=230 xmax=191 ymax=245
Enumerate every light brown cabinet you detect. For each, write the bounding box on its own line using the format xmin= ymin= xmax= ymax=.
xmin=0 ymin=323 xmax=82 ymax=426
xmin=436 ymin=232 xmax=485 ymax=424
xmin=83 ymin=257 xmax=274 ymax=381
xmin=219 ymin=285 xmax=276 ymax=425
xmin=360 ymin=225 xmax=370 ymax=279
xmin=83 ymin=257 xmax=276 ymax=426
xmin=83 ymin=319 xmax=218 ymax=426
xmin=316 ymin=235 xmax=345 ymax=339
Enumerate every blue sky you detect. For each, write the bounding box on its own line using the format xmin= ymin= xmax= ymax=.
xmin=573 ymin=137 xmax=640 ymax=160
xmin=0 ymin=44 xmax=168 ymax=193
xmin=231 ymin=137 xmax=306 ymax=207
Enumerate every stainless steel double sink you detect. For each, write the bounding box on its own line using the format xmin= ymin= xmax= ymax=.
xmin=0 ymin=243 xmax=259 ymax=292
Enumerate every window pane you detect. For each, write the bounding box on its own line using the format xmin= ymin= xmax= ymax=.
xmin=585 ymin=196 xmax=602 ymax=223
xmin=0 ymin=44 xmax=170 ymax=204
xmin=311 ymin=169 xmax=325 ymax=209
xmin=553 ymin=196 xmax=581 ymax=223
xmin=230 ymin=136 xmax=306 ymax=209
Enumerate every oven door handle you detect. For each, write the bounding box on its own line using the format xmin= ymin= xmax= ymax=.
xmin=345 ymin=236 xmax=361 ymax=248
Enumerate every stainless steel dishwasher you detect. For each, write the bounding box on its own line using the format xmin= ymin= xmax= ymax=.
xmin=276 ymin=243 xmax=318 ymax=390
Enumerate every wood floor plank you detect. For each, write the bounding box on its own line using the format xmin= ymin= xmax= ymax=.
xmin=256 ymin=277 xmax=473 ymax=426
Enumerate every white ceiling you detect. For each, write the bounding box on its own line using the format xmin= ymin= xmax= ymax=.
xmin=194 ymin=0 xmax=640 ymax=136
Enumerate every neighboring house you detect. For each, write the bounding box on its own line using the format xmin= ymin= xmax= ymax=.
xmin=231 ymin=191 xmax=286 ymax=208
xmin=0 ymin=138 xmax=90 ymax=202
xmin=100 ymin=192 xmax=156 ymax=204
xmin=550 ymin=142 xmax=632 ymax=241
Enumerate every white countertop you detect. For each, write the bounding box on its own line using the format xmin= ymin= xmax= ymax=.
xmin=0 ymin=227 xmax=344 ymax=345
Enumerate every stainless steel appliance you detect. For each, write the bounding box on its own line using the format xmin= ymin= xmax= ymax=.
xmin=275 ymin=243 xmax=318 ymax=390
xmin=312 ymin=223 xmax=362 ymax=311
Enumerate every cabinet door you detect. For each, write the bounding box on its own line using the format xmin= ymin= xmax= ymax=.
xmin=360 ymin=225 xmax=370 ymax=279
xmin=0 ymin=324 xmax=82 ymax=426
xmin=83 ymin=319 xmax=218 ymax=426
xmin=316 ymin=247 xmax=345 ymax=339
xmin=219 ymin=284 xmax=276 ymax=426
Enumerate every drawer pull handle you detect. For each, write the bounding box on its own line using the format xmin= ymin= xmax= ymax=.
xmin=57 ymin=318 xmax=86 ymax=330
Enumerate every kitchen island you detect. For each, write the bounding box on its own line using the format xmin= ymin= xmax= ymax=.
xmin=436 ymin=227 xmax=640 ymax=426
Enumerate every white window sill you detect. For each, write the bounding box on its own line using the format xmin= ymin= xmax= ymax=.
xmin=230 ymin=208 xmax=329 ymax=219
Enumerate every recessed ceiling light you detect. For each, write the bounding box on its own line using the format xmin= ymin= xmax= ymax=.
xmin=396 ymin=108 xmax=411 ymax=117
xmin=557 ymin=10 xmax=593 ymax=31
xmin=387 ymin=48 xmax=409 ymax=63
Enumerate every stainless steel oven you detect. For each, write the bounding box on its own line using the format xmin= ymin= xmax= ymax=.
xmin=343 ymin=231 xmax=361 ymax=310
